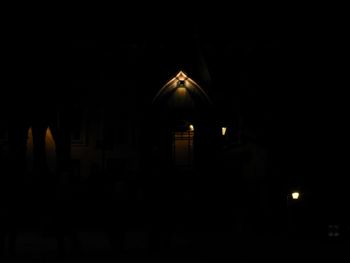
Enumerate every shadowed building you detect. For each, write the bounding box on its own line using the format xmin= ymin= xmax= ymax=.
xmin=1 ymin=15 xmax=347 ymax=259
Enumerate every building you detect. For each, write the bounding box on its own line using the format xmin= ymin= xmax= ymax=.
xmin=1 ymin=14 xmax=347 ymax=258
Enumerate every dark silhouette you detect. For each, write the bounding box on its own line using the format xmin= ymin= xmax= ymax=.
xmin=1 ymin=11 xmax=348 ymax=262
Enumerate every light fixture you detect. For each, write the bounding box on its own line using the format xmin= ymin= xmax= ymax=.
xmin=222 ymin=127 xmax=227 ymax=136
xmin=291 ymin=191 xmax=300 ymax=200
xmin=177 ymin=80 xmax=185 ymax=87
xmin=189 ymin=124 xmax=194 ymax=131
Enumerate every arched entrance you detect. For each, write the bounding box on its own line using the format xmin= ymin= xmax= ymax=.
xmin=152 ymin=71 xmax=212 ymax=171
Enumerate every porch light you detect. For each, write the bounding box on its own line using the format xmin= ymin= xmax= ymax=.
xmin=222 ymin=127 xmax=227 ymax=136
xmin=291 ymin=191 xmax=300 ymax=200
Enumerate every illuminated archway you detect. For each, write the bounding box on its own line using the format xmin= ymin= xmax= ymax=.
xmin=152 ymin=71 xmax=212 ymax=108
xmin=152 ymin=71 xmax=212 ymax=170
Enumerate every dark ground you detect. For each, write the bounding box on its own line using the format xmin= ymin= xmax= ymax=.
xmin=1 ymin=171 xmax=349 ymax=262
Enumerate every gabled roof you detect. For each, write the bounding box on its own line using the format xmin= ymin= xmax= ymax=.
xmin=152 ymin=71 xmax=212 ymax=109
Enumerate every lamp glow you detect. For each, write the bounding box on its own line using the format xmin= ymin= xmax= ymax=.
xmin=222 ymin=127 xmax=227 ymax=136
xmin=189 ymin=124 xmax=194 ymax=131
xmin=177 ymin=80 xmax=185 ymax=87
xmin=291 ymin=192 xmax=300 ymax=200
xmin=176 ymin=71 xmax=187 ymax=81
xmin=176 ymin=87 xmax=187 ymax=96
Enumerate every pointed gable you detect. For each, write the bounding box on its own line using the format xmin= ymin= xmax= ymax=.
xmin=152 ymin=71 xmax=212 ymax=110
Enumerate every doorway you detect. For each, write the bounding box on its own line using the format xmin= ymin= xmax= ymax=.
xmin=172 ymin=123 xmax=194 ymax=168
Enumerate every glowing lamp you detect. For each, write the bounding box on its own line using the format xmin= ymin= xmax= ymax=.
xmin=177 ymin=80 xmax=185 ymax=87
xmin=222 ymin=127 xmax=227 ymax=136
xmin=291 ymin=192 xmax=300 ymax=200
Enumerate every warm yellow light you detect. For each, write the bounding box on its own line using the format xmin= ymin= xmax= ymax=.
xmin=176 ymin=87 xmax=187 ymax=96
xmin=176 ymin=71 xmax=188 ymax=81
xmin=189 ymin=124 xmax=194 ymax=131
xmin=27 ymin=127 xmax=33 ymax=149
xmin=45 ymin=127 xmax=56 ymax=172
xmin=222 ymin=127 xmax=227 ymax=136
xmin=177 ymin=80 xmax=185 ymax=87
xmin=45 ymin=127 xmax=56 ymax=151
xmin=291 ymin=192 xmax=300 ymax=200
xmin=153 ymin=70 xmax=212 ymax=106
